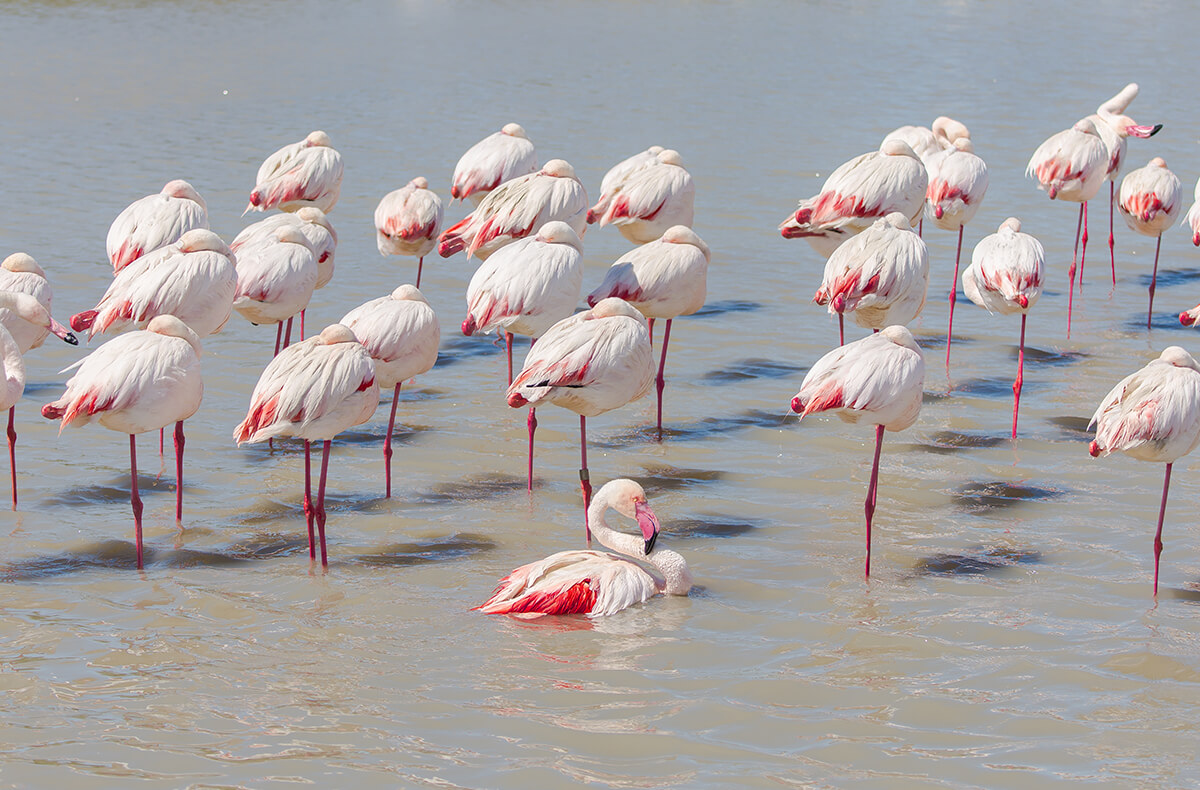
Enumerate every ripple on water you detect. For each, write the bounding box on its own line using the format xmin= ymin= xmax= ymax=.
xmin=912 ymin=430 xmax=1008 ymax=455
xmin=351 ymin=534 xmax=496 ymax=566
xmin=953 ymin=480 xmax=1065 ymax=513
xmin=1141 ymin=267 xmax=1200 ymax=290
xmin=41 ymin=475 xmax=179 ymax=508
xmin=667 ymin=514 xmax=761 ymax=539
xmin=912 ymin=545 xmax=1043 ymax=577
xmin=691 ymin=300 xmax=763 ymax=318
xmin=914 ymin=333 xmax=975 ymax=351
xmin=1048 ymin=415 xmax=1092 ymax=440
xmin=432 ymin=334 xmax=504 ymax=369
xmin=953 ymin=376 xmax=1037 ymax=399
xmin=335 ymin=424 xmax=431 ymax=446
xmin=411 ymin=472 xmax=531 ymax=505
xmin=1015 ymin=346 xmax=1086 ymax=366
xmin=633 ymin=464 xmax=725 ymax=495
xmin=0 ymin=540 xmax=257 ymax=581
xmin=699 ymin=358 xmax=805 ymax=385
xmin=598 ymin=409 xmax=785 ymax=447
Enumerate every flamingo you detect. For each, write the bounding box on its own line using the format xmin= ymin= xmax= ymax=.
xmin=1186 ymin=178 xmax=1200 ymax=247
xmin=779 ymin=139 xmax=928 ymax=258
xmin=1026 ymin=118 xmax=1108 ymax=337
xmin=1117 ymin=157 xmax=1182 ymax=328
xmin=586 ymin=225 xmax=710 ymax=438
xmin=450 ymin=123 xmax=539 ymax=206
xmin=587 ymin=145 xmax=664 ymax=224
xmin=106 ymin=179 xmax=209 ymax=273
xmin=789 ymin=325 xmax=925 ymax=577
xmin=462 ymin=221 xmax=583 ymax=490
xmin=0 ymin=290 xmax=77 ymax=509
xmin=340 ymin=286 xmax=439 ymax=498
xmin=374 ymin=177 xmax=444 ymax=288
xmin=231 ymin=225 xmax=319 ymax=356
xmin=0 ymin=253 xmax=73 ymax=353
xmin=596 ymin=149 xmax=695 ymax=244
xmin=71 ymin=229 xmax=238 ymax=340
xmin=506 ymin=298 xmax=654 ymax=541
xmin=812 ymin=212 xmax=927 ymax=346
xmin=233 ymin=324 xmax=378 ymax=567
xmin=475 ymin=479 xmax=691 ymax=618
xmin=437 ymin=159 xmax=588 ymax=261
xmin=1089 ymin=346 xmax=1200 ymax=595
xmin=41 ymin=316 xmax=203 ymax=569
xmin=961 ymin=218 xmax=1045 ymax=438
xmin=925 ymin=137 xmax=988 ymax=366
xmin=882 ymin=116 xmax=971 ymax=168
xmin=245 ymin=130 xmax=343 ymax=215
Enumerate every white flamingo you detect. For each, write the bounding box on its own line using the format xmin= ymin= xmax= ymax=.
xmin=374 ymin=177 xmax=444 ymax=288
xmin=595 ymin=149 xmax=695 ymax=244
xmin=246 ymin=131 xmax=344 ymax=214
xmin=106 ymin=179 xmax=209 ymax=273
xmin=450 ymin=123 xmax=538 ymax=206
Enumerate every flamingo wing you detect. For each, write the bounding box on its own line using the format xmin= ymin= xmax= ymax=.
xmin=475 ymin=550 xmax=657 ymax=617
xmin=106 ymin=195 xmax=209 ymax=272
xmin=452 ymin=132 xmax=538 ymax=201
xmin=599 ymin=165 xmax=693 ymax=227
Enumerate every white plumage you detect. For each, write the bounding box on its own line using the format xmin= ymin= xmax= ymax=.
xmin=231 ymin=225 xmax=319 ymax=327
xmin=1089 ymin=347 xmax=1200 ymax=464
xmin=1186 ymin=178 xmax=1200 ymax=247
xmin=1118 ymin=157 xmax=1183 ymax=237
xmin=0 ymin=253 xmax=66 ymax=352
xmin=375 ymin=176 xmax=444 ymax=259
xmin=596 ymin=149 xmax=695 ymax=244
xmin=232 ymin=207 xmax=338 ymax=289
xmin=1026 ymin=119 xmax=1108 ymax=202
xmin=341 ymin=285 xmax=440 ymax=391
xmin=587 ymin=146 xmax=664 ymax=224
xmin=246 ymin=131 xmax=344 ymax=214
xmin=450 ymin=123 xmax=539 ymax=206
xmin=924 ymin=138 xmax=989 ymax=230
xmin=587 ymin=225 xmax=710 ymax=320
xmin=962 ymin=218 xmax=1044 ymax=316
xmin=106 ymin=179 xmax=209 ymax=273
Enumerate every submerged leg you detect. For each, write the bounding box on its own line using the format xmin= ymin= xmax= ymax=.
xmin=655 ymin=319 xmax=673 ymax=440
xmin=1148 ymin=234 xmax=1162 ymax=329
xmin=174 ymin=421 xmax=185 ymax=524
xmin=130 ymin=434 xmax=144 ymax=570
xmin=315 ymin=439 xmax=332 ymax=568
xmin=580 ymin=415 xmax=592 ymax=547
xmin=864 ymin=424 xmax=884 ymax=579
xmin=304 ymin=439 xmax=315 ymax=560
xmin=7 ymin=407 xmax=15 ymax=511
xmin=384 ymin=383 xmax=401 ymax=498
xmin=1012 ymin=315 xmax=1026 ymax=439
xmin=946 ymin=225 xmax=964 ymax=370
xmin=1153 ymin=463 xmax=1172 ymax=597
xmin=1067 ymin=203 xmax=1083 ymax=338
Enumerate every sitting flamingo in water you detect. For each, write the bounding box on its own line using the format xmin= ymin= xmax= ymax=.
xmin=475 ymin=479 xmax=692 ymax=618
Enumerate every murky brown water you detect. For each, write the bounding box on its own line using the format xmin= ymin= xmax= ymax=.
xmin=3 ymin=1 xmax=1200 ymax=787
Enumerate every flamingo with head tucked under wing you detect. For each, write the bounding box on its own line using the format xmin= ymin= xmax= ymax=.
xmin=1117 ymin=157 xmax=1182 ymax=328
xmin=451 ymin=123 xmax=539 ymax=206
xmin=596 ymin=149 xmax=695 ymax=244
xmin=246 ymin=131 xmax=343 ymax=215
xmin=106 ymin=180 xmax=209 ymax=274
xmin=375 ymin=177 xmax=444 ymax=288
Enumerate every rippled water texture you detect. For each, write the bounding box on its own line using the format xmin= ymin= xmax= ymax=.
xmin=3 ymin=1 xmax=1200 ymax=787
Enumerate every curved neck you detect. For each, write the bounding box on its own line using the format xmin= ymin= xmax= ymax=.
xmin=587 ymin=496 xmax=693 ymax=595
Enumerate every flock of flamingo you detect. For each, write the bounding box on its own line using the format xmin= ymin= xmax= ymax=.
xmin=2 ymin=82 xmax=1199 ymax=617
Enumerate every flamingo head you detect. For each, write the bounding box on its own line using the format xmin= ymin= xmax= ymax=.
xmin=316 ymin=323 xmax=358 ymax=345
xmin=600 ymin=479 xmax=660 ymax=555
xmin=951 ymin=137 xmax=975 ymax=154
xmin=1122 ymin=119 xmax=1162 ymax=139
xmin=0 ymin=292 xmax=76 ymax=346
xmin=535 ymin=220 xmax=583 ymax=250
xmin=391 ymin=284 xmax=427 ymax=303
xmin=275 ymin=225 xmax=313 ymax=248
xmin=831 ymin=294 xmax=846 ymax=314
xmin=1072 ymin=118 xmax=1100 ymax=137
xmin=880 ymin=139 xmax=919 ymax=159
xmin=295 ymin=206 xmax=337 ymax=241
xmin=161 ymin=179 xmax=206 ymax=211
xmin=934 ymin=204 xmax=945 ymax=219
xmin=147 ymin=314 xmax=202 ymax=351
xmin=880 ymin=324 xmax=921 ymax=353
xmin=305 ymin=130 xmax=333 ymax=148
xmin=1016 ymin=294 xmax=1029 ymax=309
xmin=1088 ymin=440 xmax=1103 ymax=458
xmin=1 ymin=252 xmax=45 ymax=277
xmin=1193 ymin=230 xmax=1200 ymax=247
xmin=660 ymin=225 xmax=710 ymax=258
xmin=1160 ymin=346 xmax=1200 ymax=371
xmin=587 ymin=297 xmax=646 ymax=324
xmin=647 ymin=145 xmax=665 ymax=156
xmin=501 ymin=123 xmax=528 ymax=139
xmin=177 ymin=229 xmax=231 ymax=256
xmin=408 ymin=176 xmax=429 ymax=190
xmin=999 ymin=217 xmax=1022 ymax=234
xmin=790 ymin=395 xmax=804 ymax=414
xmin=656 ymin=149 xmax=684 ymax=167
xmin=541 ymin=159 xmax=577 ymax=179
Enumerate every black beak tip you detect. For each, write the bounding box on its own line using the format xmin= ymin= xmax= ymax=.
xmin=644 ymin=534 xmax=658 ymax=555
xmin=63 ymin=333 xmax=79 ymax=346
xmin=1150 ymin=123 xmax=1164 ymax=136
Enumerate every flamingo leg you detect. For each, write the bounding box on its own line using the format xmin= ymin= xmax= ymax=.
xmin=7 ymin=407 xmax=15 ymax=511
xmin=416 ymin=257 xmax=423 ymax=289
xmin=1079 ymin=200 xmax=1090 ymax=288
xmin=580 ymin=415 xmax=592 ymax=547
xmin=918 ymin=218 xmax=924 ymax=238
xmin=649 ymin=318 xmax=655 ymax=349
xmin=304 ymin=439 xmax=315 ymax=560
xmin=1109 ymin=181 xmax=1117 ymax=288
xmin=383 ymin=382 xmax=401 ymax=498
xmin=1153 ymin=462 xmax=1172 ymax=596
xmin=159 ymin=427 xmax=164 ymax=461
xmin=174 ymin=420 xmax=184 ymax=525
xmin=274 ymin=322 xmax=283 ymax=357
xmin=315 ymin=439 xmax=331 ymax=568
xmin=864 ymin=424 xmax=884 ymax=579
xmin=283 ymin=316 xmax=294 ymax=351
xmin=506 ymin=331 xmax=514 ymax=386
xmin=1067 ymin=203 xmax=1083 ymax=339
xmin=655 ymin=319 xmax=672 ymax=440
xmin=527 ymin=336 xmax=538 ymax=492
xmin=838 ymin=313 xmax=844 ymax=347
xmin=945 ymin=225 xmax=964 ymax=371
xmin=1012 ymin=315 xmax=1026 ymax=439
xmin=130 ymin=434 xmax=144 ymax=570
xmin=1147 ymin=234 xmax=1162 ymax=329
xmin=299 ymin=309 xmax=305 ymax=341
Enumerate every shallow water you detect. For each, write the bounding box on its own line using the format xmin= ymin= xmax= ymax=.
xmin=4 ymin=1 xmax=1200 ymax=787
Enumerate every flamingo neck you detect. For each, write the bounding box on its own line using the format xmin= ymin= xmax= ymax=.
xmin=587 ymin=494 xmax=693 ymax=596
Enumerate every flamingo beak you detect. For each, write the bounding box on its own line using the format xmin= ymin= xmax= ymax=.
xmin=1127 ymin=123 xmax=1162 ymax=139
xmin=634 ymin=501 xmax=659 ymax=555
xmin=50 ymin=317 xmax=78 ymax=345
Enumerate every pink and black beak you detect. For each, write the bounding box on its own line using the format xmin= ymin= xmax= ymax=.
xmin=634 ymin=500 xmax=660 ymax=555
xmin=1127 ymin=123 xmax=1163 ymax=139
xmin=50 ymin=316 xmax=78 ymax=345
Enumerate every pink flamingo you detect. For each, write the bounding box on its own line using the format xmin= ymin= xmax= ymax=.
xmin=340 ymin=286 xmax=439 ymax=498
xmin=245 ymin=131 xmax=344 ymax=215
xmin=506 ymin=298 xmax=654 ymax=542
xmin=961 ymin=218 xmax=1045 ymax=438
xmin=106 ymin=180 xmax=208 ymax=273
xmin=586 ymin=225 xmax=710 ymax=438
xmin=1117 ymin=157 xmax=1182 ymax=327
xmin=475 ymin=479 xmax=691 ymax=617
xmin=790 ymin=326 xmax=925 ymax=577
xmin=813 ymin=212 xmax=928 ymax=346
xmin=0 ymin=289 xmax=77 ymax=509
xmin=1186 ymin=178 xmax=1200 ymax=247
xmin=779 ymin=139 xmax=927 ymax=259
xmin=596 ymin=149 xmax=695 ymax=244
xmin=233 ymin=324 xmax=379 ymax=567
xmin=450 ymin=123 xmax=538 ymax=206
xmin=1089 ymin=346 xmax=1200 ymax=595
xmin=882 ymin=116 xmax=971 ymax=168
xmin=41 ymin=316 xmax=203 ymax=569
xmin=374 ymin=177 xmax=444 ymax=288
xmin=231 ymin=225 xmax=319 ymax=355
xmin=437 ymin=159 xmax=588 ymax=261
xmin=1026 ymin=118 xmax=1108 ymax=337
xmin=925 ymin=137 xmax=988 ymax=366
xmin=587 ymin=146 xmax=664 ymax=224
xmin=71 ymin=229 xmax=237 ymax=340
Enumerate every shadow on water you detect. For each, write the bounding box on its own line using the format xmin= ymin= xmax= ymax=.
xmin=912 ymin=431 xmax=1008 ymax=455
xmin=668 ymin=514 xmax=761 ymax=539
xmin=351 ymin=534 xmax=496 ymax=567
xmin=633 ymin=464 xmax=725 ymax=495
xmin=41 ymin=474 xmax=180 ymax=508
xmin=410 ymin=472 xmax=532 ymax=505
xmin=914 ymin=333 xmax=975 ymax=351
xmin=1015 ymin=346 xmax=1086 ymax=366
xmin=921 ymin=389 xmax=952 ymax=405
xmin=953 ymin=480 xmax=1064 ymax=513
xmin=1048 ymin=415 xmax=1092 ymax=440
xmin=21 ymin=381 xmax=66 ymax=396
xmin=1168 ymin=584 xmax=1200 ymax=604
xmin=692 ymin=300 xmax=763 ymax=318
xmin=952 ymin=376 xmax=1040 ymax=399
xmin=1124 ymin=311 xmax=1194 ymax=333
xmin=912 ymin=545 xmax=1043 ymax=577
xmin=335 ymin=424 xmax=431 ymax=446
xmin=1140 ymin=268 xmax=1200 ymax=290
xmin=699 ymin=358 xmax=805 ymax=385
xmin=433 ymin=334 xmax=504 ymax=369
xmin=597 ymin=409 xmax=784 ymax=448
xmin=0 ymin=539 xmax=256 ymax=581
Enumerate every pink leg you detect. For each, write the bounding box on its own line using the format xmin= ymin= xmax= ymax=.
xmin=655 ymin=319 xmax=672 ymax=440
xmin=159 ymin=427 xmax=163 ymax=460
xmin=304 ymin=440 xmax=315 ymax=560
xmin=648 ymin=318 xmax=655 ymax=348
xmin=527 ymin=336 xmax=538 ymax=492
xmin=580 ymin=415 xmax=592 ymax=547
xmin=384 ymin=383 xmax=401 ymax=498
xmin=274 ymin=322 xmax=283 ymax=357
xmin=1067 ymin=204 xmax=1083 ymax=339
xmin=864 ymin=424 xmax=884 ymax=579
xmin=299 ymin=309 xmax=306 ymax=341
xmin=174 ymin=421 xmax=184 ymax=524
xmin=130 ymin=434 xmax=144 ymax=570
xmin=1153 ymin=462 xmax=1172 ymax=596
xmin=7 ymin=407 xmax=15 ymax=511
xmin=416 ymin=257 xmax=423 ymax=289
xmin=1079 ymin=200 xmax=1090 ymax=288
xmin=1109 ymin=182 xmax=1117 ymax=288
xmin=918 ymin=218 xmax=924 ymax=238
xmin=315 ymin=439 xmax=331 ymax=568
xmin=945 ymin=225 xmax=963 ymax=370
xmin=283 ymin=317 xmax=294 ymax=351
xmin=1012 ymin=315 xmax=1026 ymax=439
xmin=838 ymin=313 xmax=844 ymax=346
xmin=1147 ymin=234 xmax=1162 ymax=329
xmin=505 ymin=331 xmax=514 ymax=386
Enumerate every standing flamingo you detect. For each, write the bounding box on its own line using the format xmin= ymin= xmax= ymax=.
xmin=1117 ymin=157 xmax=1182 ymax=328
xmin=245 ymin=131 xmax=344 ymax=215
xmin=0 ymin=291 xmax=77 ymax=509
xmin=71 ymin=229 xmax=237 ymax=340
xmin=812 ymin=212 xmax=927 ymax=345
xmin=462 ymin=222 xmax=584 ymax=489
xmin=961 ymin=218 xmax=1045 ymax=438
xmin=0 ymin=253 xmax=73 ymax=353
xmin=233 ymin=324 xmax=378 ymax=567
xmin=41 ymin=316 xmax=203 ymax=568
xmin=374 ymin=177 xmax=444 ymax=288
xmin=340 ymin=286 xmax=439 ymax=498
xmin=1026 ymin=118 xmax=1108 ymax=337
xmin=925 ymin=137 xmax=988 ymax=366
xmin=779 ymin=140 xmax=928 ymax=258
xmin=1186 ymin=178 xmax=1200 ymax=247
xmin=1089 ymin=346 xmax=1200 ymax=595
xmin=882 ymin=116 xmax=971 ymax=168
xmin=587 ymin=146 xmax=664 ymax=224
xmin=450 ymin=123 xmax=539 ymax=206
xmin=437 ymin=160 xmax=588 ymax=260
xmin=789 ymin=326 xmax=925 ymax=577
xmin=586 ymin=225 xmax=710 ymax=438
xmin=106 ymin=180 xmax=209 ymax=273
xmin=596 ymin=149 xmax=695 ymax=244
xmin=506 ymin=298 xmax=654 ymax=542
xmin=231 ymin=225 xmax=319 ymax=356
xmin=475 ymin=479 xmax=691 ymax=617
